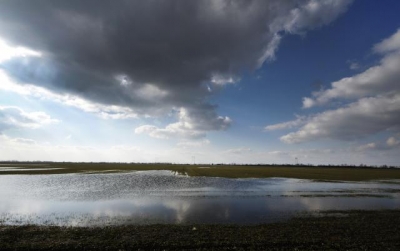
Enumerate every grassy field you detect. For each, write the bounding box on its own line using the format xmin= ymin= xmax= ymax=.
xmin=1 ymin=210 xmax=399 ymax=250
xmin=1 ymin=162 xmax=400 ymax=181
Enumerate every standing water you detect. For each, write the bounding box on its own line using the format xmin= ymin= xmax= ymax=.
xmin=0 ymin=170 xmax=399 ymax=226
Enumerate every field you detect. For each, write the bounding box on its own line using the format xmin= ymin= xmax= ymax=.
xmin=1 ymin=210 xmax=399 ymax=250
xmin=1 ymin=162 xmax=400 ymax=181
xmin=1 ymin=162 xmax=400 ymax=250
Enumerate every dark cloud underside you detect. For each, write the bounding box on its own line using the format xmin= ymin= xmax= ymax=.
xmin=0 ymin=0 xmax=352 ymax=132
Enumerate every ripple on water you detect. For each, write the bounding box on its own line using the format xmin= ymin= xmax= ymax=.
xmin=0 ymin=170 xmax=399 ymax=226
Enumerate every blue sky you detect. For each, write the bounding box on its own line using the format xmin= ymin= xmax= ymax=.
xmin=0 ymin=0 xmax=399 ymax=165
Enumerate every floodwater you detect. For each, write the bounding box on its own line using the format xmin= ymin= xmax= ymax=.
xmin=0 ymin=170 xmax=399 ymax=226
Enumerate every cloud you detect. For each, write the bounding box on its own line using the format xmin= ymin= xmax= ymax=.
xmin=8 ymin=137 xmax=38 ymax=145
xmin=177 ymin=139 xmax=210 ymax=148
xmin=259 ymin=0 xmax=353 ymax=63
xmin=223 ymin=148 xmax=252 ymax=155
xmin=273 ymin=29 xmax=400 ymax=144
xmin=260 ymin=148 xmax=335 ymax=161
xmin=0 ymin=106 xmax=59 ymax=132
xmin=357 ymin=136 xmax=400 ymax=152
xmin=264 ymin=116 xmax=306 ymax=131
xmin=210 ymin=74 xmax=240 ymax=86
xmin=348 ymin=61 xmax=360 ymax=70
xmin=373 ymin=28 xmax=400 ymax=54
xmin=0 ymin=0 xmax=352 ymax=135
xmin=387 ymin=136 xmax=400 ymax=147
xmin=0 ymin=70 xmax=138 ymax=119
xmin=0 ymin=134 xmax=151 ymax=162
xmin=110 ymin=145 xmax=141 ymax=152
xmin=135 ymin=106 xmax=231 ymax=139
xmin=0 ymin=132 xmax=396 ymax=165
xmin=356 ymin=143 xmax=377 ymax=152
xmin=281 ymin=93 xmax=400 ymax=143
xmin=303 ymin=29 xmax=400 ymax=108
xmin=0 ymin=38 xmax=41 ymax=63
xmin=270 ymin=0 xmax=352 ymax=34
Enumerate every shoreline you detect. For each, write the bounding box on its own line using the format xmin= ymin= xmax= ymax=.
xmin=1 ymin=210 xmax=399 ymax=250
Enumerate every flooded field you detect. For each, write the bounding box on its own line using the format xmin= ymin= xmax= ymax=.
xmin=0 ymin=170 xmax=399 ymax=226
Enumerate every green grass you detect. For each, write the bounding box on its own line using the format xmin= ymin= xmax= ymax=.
xmin=1 ymin=162 xmax=400 ymax=181
xmin=1 ymin=210 xmax=399 ymax=250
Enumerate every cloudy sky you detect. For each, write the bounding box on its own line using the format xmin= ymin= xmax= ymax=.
xmin=0 ymin=0 xmax=399 ymax=165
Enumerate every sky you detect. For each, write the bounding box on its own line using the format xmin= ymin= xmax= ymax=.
xmin=0 ymin=0 xmax=400 ymax=166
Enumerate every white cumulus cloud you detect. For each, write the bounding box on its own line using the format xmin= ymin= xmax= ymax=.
xmin=272 ymin=29 xmax=400 ymax=144
xmin=264 ymin=116 xmax=306 ymax=131
xmin=303 ymin=29 xmax=400 ymax=108
xmin=0 ymin=106 xmax=59 ymax=132
xmin=135 ymin=107 xmax=231 ymax=140
xmin=281 ymin=93 xmax=400 ymax=143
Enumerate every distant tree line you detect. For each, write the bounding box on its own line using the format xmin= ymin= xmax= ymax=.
xmin=0 ymin=160 xmax=398 ymax=169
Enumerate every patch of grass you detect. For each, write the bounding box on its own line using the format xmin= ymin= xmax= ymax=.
xmin=1 ymin=162 xmax=400 ymax=181
xmin=0 ymin=210 xmax=399 ymax=250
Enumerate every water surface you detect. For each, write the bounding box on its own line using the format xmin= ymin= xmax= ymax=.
xmin=0 ymin=171 xmax=399 ymax=226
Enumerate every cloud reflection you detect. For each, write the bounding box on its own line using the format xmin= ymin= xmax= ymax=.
xmin=0 ymin=171 xmax=399 ymax=226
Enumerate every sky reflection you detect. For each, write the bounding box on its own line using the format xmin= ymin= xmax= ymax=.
xmin=0 ymin=171 xmax=399 ymax=226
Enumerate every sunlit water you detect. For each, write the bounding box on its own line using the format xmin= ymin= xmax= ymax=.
xmin=0 ymin=170 xmax=399 ymax=226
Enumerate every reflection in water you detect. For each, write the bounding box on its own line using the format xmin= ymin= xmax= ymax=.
xmin=0 ymin=171 xmax=399 ymax=226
